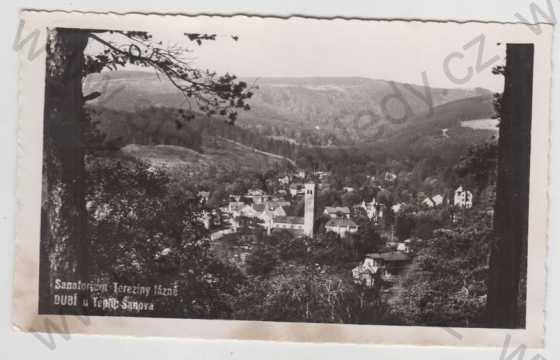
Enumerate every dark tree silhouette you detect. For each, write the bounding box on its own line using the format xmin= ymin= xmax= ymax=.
xmin=486 ymin=44 xmax=533 ymax=328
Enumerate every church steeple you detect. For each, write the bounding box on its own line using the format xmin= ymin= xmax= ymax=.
xmin=304 ymin=183 xmax=316 ymax=237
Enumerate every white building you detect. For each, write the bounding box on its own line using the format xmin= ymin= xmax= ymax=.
xmin=354 ymin=199 xmax=383 ymax=221
xmin=352 ymin=257 xmax=379 ymax=288
xmin=422 ymin=194 xmax=444 ymax=208
xmin=454 ymin=186 xmax=473 ymax=209
xmin=199 ymin=210 xmax=211 ymax=230
xmin=325 ymin=218 xmax=359 ymax=238
xmin=396 ymin=241 xmax=411 ymax=253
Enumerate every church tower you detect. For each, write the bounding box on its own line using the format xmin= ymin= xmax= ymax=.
xmin=303 ymin=183 xmax=316 ymax=237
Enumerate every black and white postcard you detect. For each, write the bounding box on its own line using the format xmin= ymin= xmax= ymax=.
xmin=13 ymin=11 xmax=553 ymax=347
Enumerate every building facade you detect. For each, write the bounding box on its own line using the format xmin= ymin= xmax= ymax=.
xmin=454 ymin=186 xmax=473 ymax=209
xmin=325 ymin=218 xmax=358 ymax=238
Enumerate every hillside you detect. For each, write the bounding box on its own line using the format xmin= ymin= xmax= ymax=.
xmin=367 ymin=93 xmax=498 ymax=159
xmin=85 ymin=70 xmax=499 ymax=174
xmin=120 ymin=136 xmax=292 ymax=181
xmin=293 ymin=93 xmax=498 ymax=169
xmin=84 ymin=70 xmax=494 ymax=146
xmin=87 ymin=104 xmax=299 ymax=163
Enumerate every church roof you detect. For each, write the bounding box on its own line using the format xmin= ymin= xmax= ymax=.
xmin=253 ymin=202 xmax=290 ymax=213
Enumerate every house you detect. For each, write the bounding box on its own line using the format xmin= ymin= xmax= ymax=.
xmin=352 ymin=257 xmax=380 ymax=288
xmin=396 ymin=242 xmax=411 ymax=253
xmin=354 ymin=251 xmax=411 ymax=287
xmin=199 ymin=210 xmax=211 ymax=229
xmin=197 ymin=191 xmax=210 ymax=204
xmin=454 ymin=186 xmax=473 ymax=209
xmin=422 ymin=194 xmax=444 ymax=207
xmin=323 ymin=206 xmax=351 ymax=218
xmin=354 ymin=199 xmax=384 ymax=221
xmin=289 ymin=183 xmax=305 ymax=197
xmin=325 ymin=218 xmax=358 ymax=238
xmin=246 ymin=189 xmax=270 ymax=204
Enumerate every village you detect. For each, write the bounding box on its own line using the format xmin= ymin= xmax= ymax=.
xmin=196 ymin=167 xmax=475 ymax=293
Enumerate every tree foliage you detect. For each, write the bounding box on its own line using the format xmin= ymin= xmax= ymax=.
xmin=454 ymin=141 xmax=498 ymax=190
xmin=85 ymin=158 xmax=245 ymax=318
xmin=233 ymin=266 xmax=390 ymax=324
xmin=246 ymin=245 xmax=279 ymax=276
xmin=391 ymin=216 xmax=493 ymax=327
xmin=84 ymin=30 xmax=253 ymax=123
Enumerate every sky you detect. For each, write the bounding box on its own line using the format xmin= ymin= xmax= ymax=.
xmin=85 ymin=17 xmax=522 ymax=92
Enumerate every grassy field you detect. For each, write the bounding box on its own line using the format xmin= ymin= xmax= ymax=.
xmin=121 ymin=135 xmax=290 ymax=181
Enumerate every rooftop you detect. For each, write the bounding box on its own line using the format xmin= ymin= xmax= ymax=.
xmin=273 ymin=216 xmax=304 ymax=225
xmin=326 ymin=218 xmax=358 ymax=227
xmin=324 ymin=206 xmax=351 ymax=214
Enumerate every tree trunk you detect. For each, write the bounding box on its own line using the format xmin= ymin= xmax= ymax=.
xmin=40 ymin=28 xmax=89 ymax=313
xmin=486 ymin=44 xmax=533 ymax=328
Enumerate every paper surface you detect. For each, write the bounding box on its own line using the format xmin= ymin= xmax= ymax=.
xmin=13 ymin=10 xmax=553 ymax=347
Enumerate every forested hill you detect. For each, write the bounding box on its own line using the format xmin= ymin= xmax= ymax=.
xmin=85 ymin=70 xmax=498 ymax=171
xmin=86 ymin=105 xmax=299 ymax=161
xmin=361 ymin=93 xmax=498 ymax=161
xmin=84 ymin=70 xmax=494 ymax=146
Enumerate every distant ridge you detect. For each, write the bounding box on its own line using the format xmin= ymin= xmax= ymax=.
xmin=85 ymin=70 xmax=495 ymax=147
